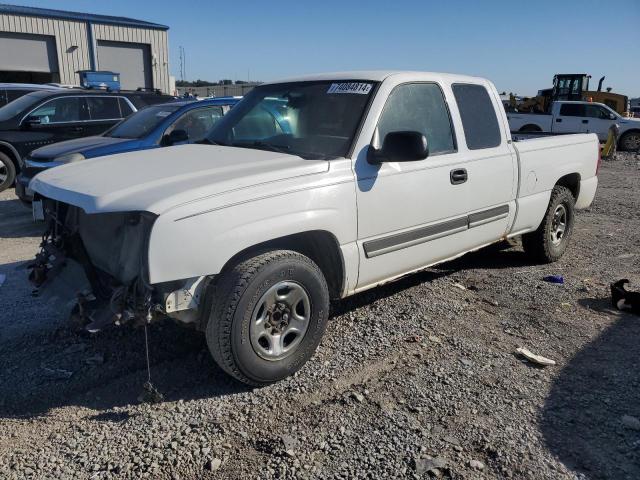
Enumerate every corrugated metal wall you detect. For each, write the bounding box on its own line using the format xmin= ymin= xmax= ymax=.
xmin=0 ymin=13 xmax=170 ymax=93
xmin=92 ymin=23 xmax=169 ymax=93
xmin=0 ymin=13 xmax=91 ymax=84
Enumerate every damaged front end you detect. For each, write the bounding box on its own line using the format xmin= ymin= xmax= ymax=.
xmin=28 ymin=198 xmax=193 ymax=332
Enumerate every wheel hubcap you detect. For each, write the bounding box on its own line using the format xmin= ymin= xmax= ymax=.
xmin=0 ymin=163 xmax=7 ymax=183
xmin=550 ymin=204 xmax=567 ymax=245
xmin=250 ymin=281 xmax=311 ymax=361
xmin=624 ymin=134 xmax=640 ymax=150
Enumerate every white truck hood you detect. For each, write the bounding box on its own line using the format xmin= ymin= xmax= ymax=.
xmin=29 ymin=144 xmax=329 ymax=214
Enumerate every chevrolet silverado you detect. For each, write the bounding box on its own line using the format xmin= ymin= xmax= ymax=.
xmin=27 ymin=71 xmax=599 ymax=386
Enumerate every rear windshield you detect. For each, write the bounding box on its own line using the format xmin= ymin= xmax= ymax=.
xmin=105 ymin=104 xmax=181 ymax=139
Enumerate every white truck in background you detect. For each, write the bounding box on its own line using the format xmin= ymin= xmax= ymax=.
xmin=28 ymin=71 xmax=600 ymax=386
xmin=508 ymin=100 xmax=640 ymax=151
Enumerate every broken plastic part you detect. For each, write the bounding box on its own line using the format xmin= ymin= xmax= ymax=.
xmin=516 ymin=347 xmax=556 ymax=366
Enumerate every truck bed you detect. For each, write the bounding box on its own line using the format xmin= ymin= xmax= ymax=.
xmin=509 ymin=133 xmax=599 ymax=235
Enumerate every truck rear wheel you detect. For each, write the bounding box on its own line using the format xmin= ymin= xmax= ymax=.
xmin=0 ymin=152 xmax=16 ymax=193
xmin=522 ymin=185 xmax=575 ymax=263
xmin=205 ymin=250 xmax=330 ymax=386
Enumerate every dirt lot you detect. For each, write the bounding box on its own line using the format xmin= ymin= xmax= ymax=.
xmin=0 ymin=153 xmax=639 ymax=480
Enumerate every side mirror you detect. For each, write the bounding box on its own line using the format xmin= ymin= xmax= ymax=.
xmin=368 ymin=131 xmax=429 ymax=164
xmin=609 ymin=113 xmax=617 ymax=120
xmin=163 ymin=129 xmax=189 ymax=145
xmin=23 ymin=116 xmax=42 ymax=127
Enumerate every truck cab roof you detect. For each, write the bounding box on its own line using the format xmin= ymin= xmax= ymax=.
xmin=265 ymin=70 xmax=488 ymax=85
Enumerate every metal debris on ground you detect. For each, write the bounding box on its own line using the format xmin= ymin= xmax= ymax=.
xmin=543 ymin=275 xmax=564 ymax=284
xmin=516 ymin=347 xmax=556 ymax=366
xmin=138 ymin=381 xmax=164 ymax=404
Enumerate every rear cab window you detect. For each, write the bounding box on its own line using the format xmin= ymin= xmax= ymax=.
xmin=452 ymin=83 xmax=502 ymax=150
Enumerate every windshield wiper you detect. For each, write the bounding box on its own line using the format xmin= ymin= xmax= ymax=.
xmin=197 ymin=138 xmax=229 ymax=146
xmin=231 ymin=140 xmax=291 ymax=155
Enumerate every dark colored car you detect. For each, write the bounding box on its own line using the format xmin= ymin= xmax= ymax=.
xmin=0 ymin=83 xmax=66 ymax=107
xmin=0 ymin=88 xmax=175 ymax=192
xmin=16 ymin=97 xmax=241 ymax=202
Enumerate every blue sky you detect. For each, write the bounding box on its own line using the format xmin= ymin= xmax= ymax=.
xmin=18 ymin=0 xmax=640 ymax=96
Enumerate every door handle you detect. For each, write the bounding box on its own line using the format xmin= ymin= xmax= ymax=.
xmin=582 ymin=119 xmax=589 ymax=124
xmin=72 ymin=126 xmax=84 ymax=132
xmin=450 ymin=168 xmax=468 ymax=185
xmin=556 ymin=118 xmax=562 ymax=123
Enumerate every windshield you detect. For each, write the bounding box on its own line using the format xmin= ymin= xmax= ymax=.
xmin=105 ymin=104 xmax=181 ymax=139
xmin=206 ymin=80 xmax=377 ymax=159
xmin=0 ymin=91 xmax=42 ymax=122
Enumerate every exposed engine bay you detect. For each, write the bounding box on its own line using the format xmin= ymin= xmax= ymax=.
xmin=28 ymin=198 xmax=207 ymax=332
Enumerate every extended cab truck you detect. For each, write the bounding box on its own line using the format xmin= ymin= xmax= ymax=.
xmin=28 ymin=71 xmax=599 ymax=386
xmin=508 ymin=100 xmax=640 ymax=151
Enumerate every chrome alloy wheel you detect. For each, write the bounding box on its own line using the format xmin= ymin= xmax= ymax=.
xmin=550 ymin=204 xmax=567 ymax=245
xmin=250 ymin=281 xmax=311 ymax=361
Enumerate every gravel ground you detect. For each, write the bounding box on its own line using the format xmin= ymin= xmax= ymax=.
xmin=0 ymin=152 xmax=639 ymax=480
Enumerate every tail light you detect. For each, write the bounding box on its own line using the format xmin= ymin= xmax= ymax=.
xmin=596 ymin=143 xmax=602 ymax=175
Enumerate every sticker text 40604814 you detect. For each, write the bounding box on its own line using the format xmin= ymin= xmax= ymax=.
xmin=327 ymin=83 xmax=372 ymax=94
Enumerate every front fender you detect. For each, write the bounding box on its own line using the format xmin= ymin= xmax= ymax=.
xmin=147 ymin=181 xmax=356 ymax=284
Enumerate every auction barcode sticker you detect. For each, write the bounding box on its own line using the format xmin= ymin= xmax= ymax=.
xmin=327 ymin=83 xmax=373 ymax=94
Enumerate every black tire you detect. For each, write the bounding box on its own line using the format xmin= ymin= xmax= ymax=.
xmin=619 ymin=131 xmax=640 ymax=152
xmin=520 ymin=124 xmax=542 ymax=133
xmin=522 ymin=185 xmax=575 ymax=263
xmin=0 ymin=151 xmax=16 ymax=193
xmin=205 ymin=250 xmax=330 ymax=386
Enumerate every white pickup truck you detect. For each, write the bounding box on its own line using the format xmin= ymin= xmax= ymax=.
xmin=28 ymin=71 xmax=599 ymax=386
xmin=508 ymin=100 xmax=640 ymax=151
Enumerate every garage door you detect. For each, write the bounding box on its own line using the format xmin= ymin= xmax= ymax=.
xmin=0 ymin=32 xmax=58 ymax=73
xmin=97 ymin=40 xmax=152 ymax=91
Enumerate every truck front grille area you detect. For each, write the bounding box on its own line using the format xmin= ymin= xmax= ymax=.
xmin=29 ymin=199 xmax=159 ymax=329
xmin=41 ymin=199 xmax=156 ymax=286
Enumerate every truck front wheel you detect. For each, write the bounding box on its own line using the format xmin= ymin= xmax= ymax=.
xmin=522 ymin=185 xmax=575 ymax=263
xmin=205 ymin=250 xmax=330 ymax=386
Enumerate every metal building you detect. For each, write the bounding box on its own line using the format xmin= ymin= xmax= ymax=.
xmin=0 ymin=4 xmax=170 ymax=93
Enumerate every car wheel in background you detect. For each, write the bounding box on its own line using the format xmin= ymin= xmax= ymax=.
xmin=619 ymin=131 xmax=640 ymax=152
xmin=205 ymin=250 xmax=330 ymax=386
xmin=0 ymin=152 xmax=16 ymax=193
xmin=522 ymin=185 xmax=575 ymax=263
